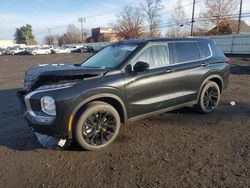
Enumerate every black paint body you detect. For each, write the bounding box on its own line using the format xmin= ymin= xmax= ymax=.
xmin=18 ymin=38 xmax=230 ymax=139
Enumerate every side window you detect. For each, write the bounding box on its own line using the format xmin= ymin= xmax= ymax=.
xmin=134 ymin=44 xmax=170 ymax=69
xmin=173 ymin=42 xmax=200 ymax=63
xmin=198 ymin=42 xmax=212 ymax=58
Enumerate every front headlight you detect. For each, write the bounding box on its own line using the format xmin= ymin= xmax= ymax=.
xmin=37 ymin=82 xmax=76 ymax=91
xmin=41 ymin=96 xmax=56 ymax=116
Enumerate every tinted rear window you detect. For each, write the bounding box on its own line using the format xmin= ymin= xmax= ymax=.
xmin=210 ymin=42 xmax=225 ymax=57
xmin=173 ymin=42 xmax=200 ymax=63
xmin=198 ymin=42 xmax=211 ymax=58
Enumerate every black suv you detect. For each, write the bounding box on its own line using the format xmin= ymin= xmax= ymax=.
xmin=18 ymin=38 xmax=230 ymax=150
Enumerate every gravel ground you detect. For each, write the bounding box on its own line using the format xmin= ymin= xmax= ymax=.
xmin=0 ymin=54 xmax=249 ymax=188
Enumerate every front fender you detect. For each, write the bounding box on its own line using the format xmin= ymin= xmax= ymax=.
xmin=67 ymin=89 xmax=127 ymax=139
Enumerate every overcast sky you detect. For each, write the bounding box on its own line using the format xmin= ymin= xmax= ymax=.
xmin=0 ymin=0 xmax=249 ymax=42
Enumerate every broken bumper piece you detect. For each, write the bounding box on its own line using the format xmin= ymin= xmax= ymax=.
xmin=35 ymin=132 xmax=70 ymax=150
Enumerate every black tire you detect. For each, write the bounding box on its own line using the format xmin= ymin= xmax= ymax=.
xmin=195 ymin=81 xmax=221 ymax=113
xmin=74 ymin=101 xmax=121 ymax=150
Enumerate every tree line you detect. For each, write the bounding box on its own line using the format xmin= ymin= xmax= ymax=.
xmin=15 ymin=0 xmax=240 ymax=45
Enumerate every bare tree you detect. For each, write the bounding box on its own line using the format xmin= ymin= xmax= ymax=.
xmin=57 ymin=24 xmax=81 ymax=45
xmin=111 ymin=6 xmax=144 ymax=39
xmin=44 ymin=35 xmax=57 ymax=45
xmin=167 ymin=0 xmax=187 ymax=37
xmin=200 ymin=0 xmax=239 ymax=34
xmin=65 ymin=24 xmax=81 ymax=43
xmin=140 ymin=0 xmax=164 ymax=37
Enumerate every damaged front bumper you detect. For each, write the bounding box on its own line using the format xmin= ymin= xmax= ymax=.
xmin=17 ymin=86 xmax=78 ymax=140
xmin=17 ymin=88 xmax=76 ymax=149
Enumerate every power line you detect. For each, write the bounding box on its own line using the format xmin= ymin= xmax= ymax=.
xmin=160 ymin=2 xmax=194 ymax=15
xmin=85 ymin=8 xmax=120 ymax=19
xmin=139 ymin=13 xmax=250 ymax=31
xmin=35 ymin=2 xmax=199 ymax=36
xmin=33 ymin=1 xmax=250 ymax=39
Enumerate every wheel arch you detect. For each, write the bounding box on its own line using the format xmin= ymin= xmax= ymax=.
xmin=197 ymin=74 xmax=223 ymax=102
xmin=68 ymin=93 xmax=127 ymax=138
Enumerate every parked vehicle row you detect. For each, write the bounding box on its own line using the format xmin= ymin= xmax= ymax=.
xmin=0 ymin=46 xmax=95 ymax=55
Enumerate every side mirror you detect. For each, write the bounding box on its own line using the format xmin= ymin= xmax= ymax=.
xmin=133 ymin=61 xmax=150 ymax=72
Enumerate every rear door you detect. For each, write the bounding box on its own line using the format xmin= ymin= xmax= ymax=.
xmin=169 ymin=41 xmax=211 ymax=105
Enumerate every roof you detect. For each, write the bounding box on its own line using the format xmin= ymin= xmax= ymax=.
xmin=118 ymin=37 xmax=212 ymax=44
xmin=208 ymin=19 xmax=250 ymax=34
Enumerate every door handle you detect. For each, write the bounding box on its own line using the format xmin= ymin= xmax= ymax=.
xmin=165 ymin=69 xmax=174 ymax=73
xmin=201 ymin=63 xmax=208 ymax=67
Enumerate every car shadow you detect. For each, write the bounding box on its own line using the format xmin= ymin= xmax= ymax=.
xmin=230 ymin=65 xmax=250 ymax=75
xmin=0 ymin=88 xmax=87 ymax=152
xmin=167 ymin=107 xmax=198 ymax=114
xmin=0 ymin=88 xmax=43 ymax=151
xmin=148 ymin=101 xmax=250 ymax=128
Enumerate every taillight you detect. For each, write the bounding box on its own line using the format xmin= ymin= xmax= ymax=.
xmin=225 ymin=58 xmax=232 ymax=64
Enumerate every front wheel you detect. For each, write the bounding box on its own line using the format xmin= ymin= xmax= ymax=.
xmin=195 ymin=81 xmax=221 ymax=113
xmin=74 ymin=101 xmax=121 ymax=150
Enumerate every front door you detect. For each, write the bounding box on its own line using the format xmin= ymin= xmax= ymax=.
xmin=124 ymin=43 xmax=178 ymax=118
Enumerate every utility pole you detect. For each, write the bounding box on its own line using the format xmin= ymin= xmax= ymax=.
xmin=190 ymin=0 xmax=195 ymax=36
xmin=47 ymin=28 xmax=51 ymax=45
xmin=78 ymin=17 xmax=86 ymax=43
xmin=237 ymin=0 xmax=243 ymax=34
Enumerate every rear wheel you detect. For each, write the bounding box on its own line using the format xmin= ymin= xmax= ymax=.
xmin=74 ymin=101 xmax=121 ymax=150
xmin=195 ymin=81 xmax=221 ymax=113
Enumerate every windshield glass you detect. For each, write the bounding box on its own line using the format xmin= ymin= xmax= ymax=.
xmin=81 ymin=44 xmax=137 ymax=69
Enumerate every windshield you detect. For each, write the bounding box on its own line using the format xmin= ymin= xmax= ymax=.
xmin=81 ymin=44 xmax=137 ymax=69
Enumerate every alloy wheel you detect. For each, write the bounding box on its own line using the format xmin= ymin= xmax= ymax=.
xmin=82 ymin=110 xmax=116 ymax=146
xmin=203 ymin=86 xmax=219 ymax=111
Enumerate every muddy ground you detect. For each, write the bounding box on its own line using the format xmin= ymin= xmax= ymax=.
xmin=0 ymin=54 xmax=249 ymax=187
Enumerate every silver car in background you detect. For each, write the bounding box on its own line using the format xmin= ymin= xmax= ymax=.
xmin=28 ymin=47 xmax=51 ymax=55
xmin=51 ymin=47 xmax=71 ymax=54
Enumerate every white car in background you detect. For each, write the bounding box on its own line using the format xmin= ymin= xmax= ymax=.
xmin=51 ymin=47 xmax=71 ymax=54
xmin=28 ymin=47 xmax=51 ymax=55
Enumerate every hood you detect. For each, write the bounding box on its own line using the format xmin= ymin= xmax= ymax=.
xmin=26 ymin=64 xmax=80 ymax=76
xmin=23 ymin=64 xmax=107 ymax=90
